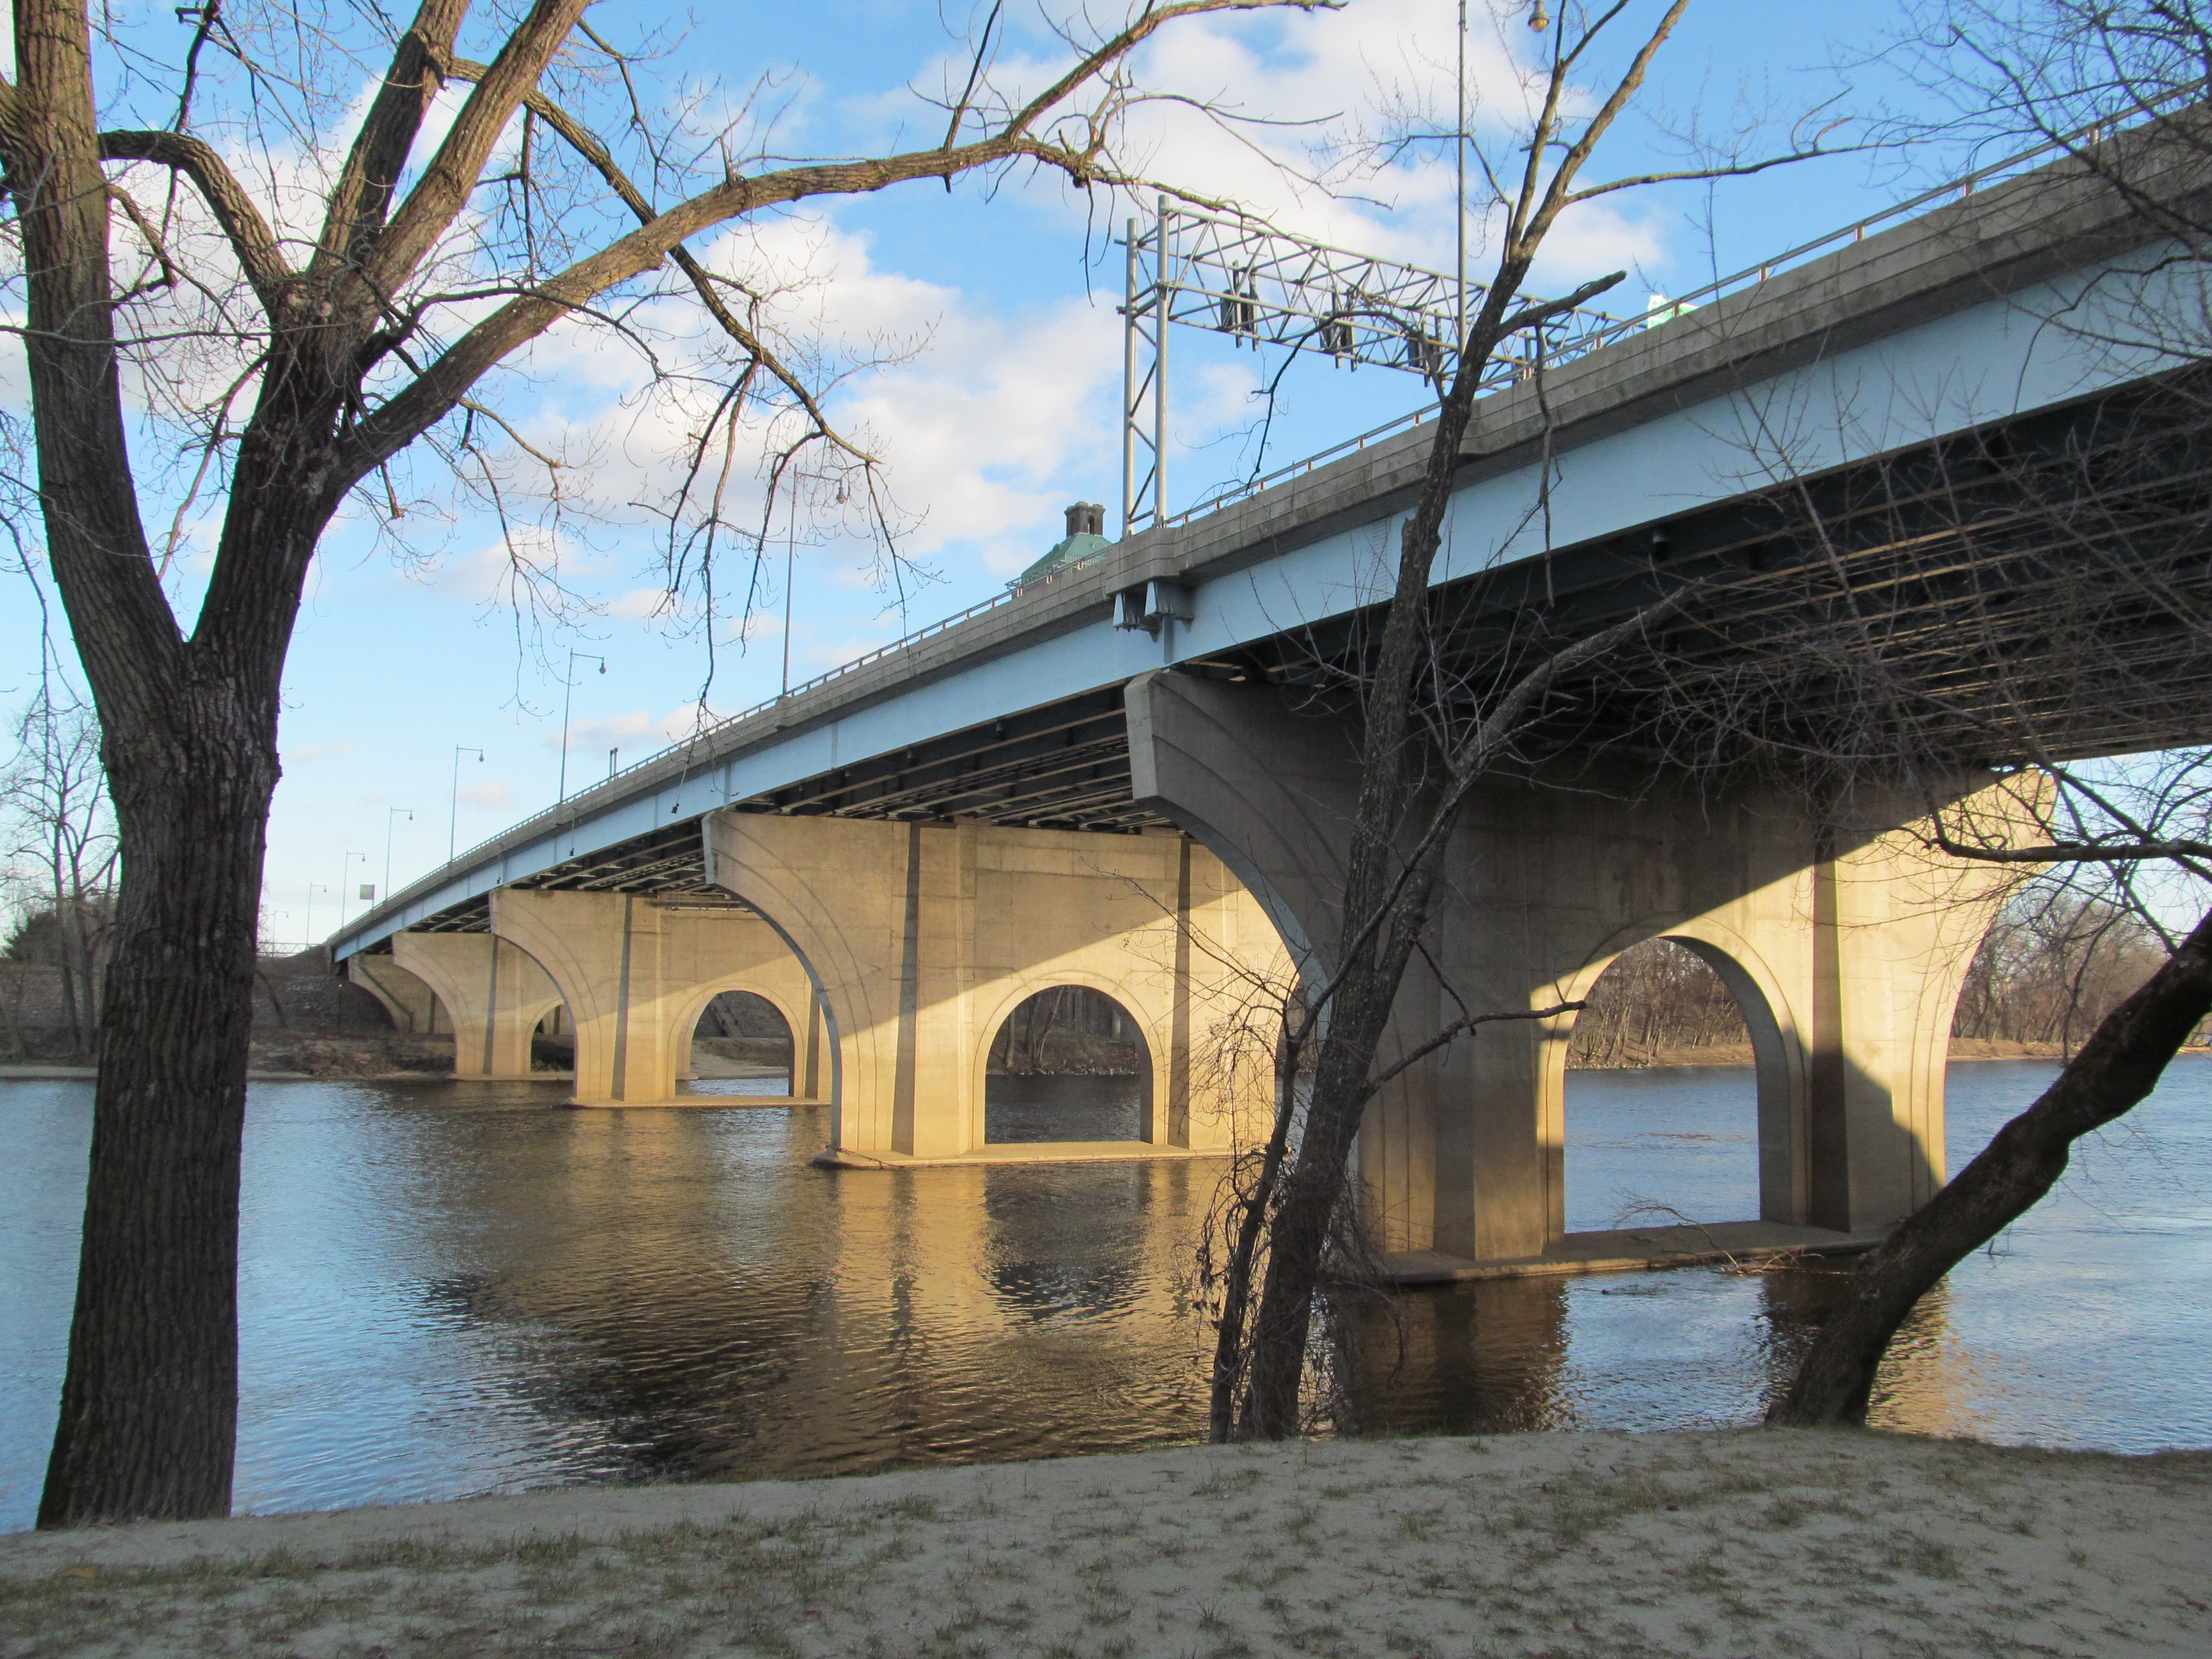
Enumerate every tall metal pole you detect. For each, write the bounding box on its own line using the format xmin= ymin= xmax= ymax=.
xmin=1456 ymin=0 xmax=1468 ymax=355
xmin=1121 ymin=216 xmax=1139 ymax=538
xmin=338 ymin=851 xmax=361 ymax=930
xmin=305 ymin=882 xmax=325 ymax=953
xmin=384 ymin=806 xmax=413 ymax=902
xmin=781 ymin=509 xmax=796 ymax=695
xmin=557 ymin=647 xmax=605 ymax=804
xmin=449 ymin=745 xmax=484 ymax=861
xmin=1153 ymin=194 xmax=1169 ymax=527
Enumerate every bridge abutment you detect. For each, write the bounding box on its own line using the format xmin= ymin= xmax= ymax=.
xmin=702 ymin=811 xmax=1287 ymax=1164
xmin=1128 ymin=670 xmax=2022 ymax=1266
xmin=390 ymin=932 xmax=564 ymax=1078
xmin=487 ymin=889 xmax=819 ymax=1106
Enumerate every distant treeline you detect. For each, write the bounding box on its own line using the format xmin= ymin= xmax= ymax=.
xmin=989 ymin=984 xmax=1144 ymax=1075
xmin=1567 ymin=939 xmax=1747 ymax=1068
xmin=1951 ymin=893 xmax=2170 ymax=1049
xmin=1567 ymin=891 xmax=2177 ymax=1069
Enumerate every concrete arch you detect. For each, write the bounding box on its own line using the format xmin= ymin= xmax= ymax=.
xmin=392 ymin=931 xmax=564 ymax=1079
xmin=667 ymin=973 xmax=826 ymax=1100
xmin=346 ymin=953 xmax=450 ymax=1035
xmin=490 ymin=888 xmax=819 ymax=1105
xmin=704 ymin=810 xmax=1288 ymax=1161
xmin=1537 ymin=925 xmax=1809 ymax=1235
xmin=971 ymin=974 xmax=1167 ymax=1146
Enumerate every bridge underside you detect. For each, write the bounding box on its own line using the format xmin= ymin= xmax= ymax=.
xmin=1208 ymin=372 xmax=2212 ymax=770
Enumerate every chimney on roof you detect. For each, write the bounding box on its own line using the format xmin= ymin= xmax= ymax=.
xmin=1066 ymin=502 xmax=1106 ymax=538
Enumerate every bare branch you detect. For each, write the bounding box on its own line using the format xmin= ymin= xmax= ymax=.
xmin=98 ymin=129 xmax=290 ymax=307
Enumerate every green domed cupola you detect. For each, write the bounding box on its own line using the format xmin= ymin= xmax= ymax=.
xmin=1012 ymin=502 xmax=1112 ymax=588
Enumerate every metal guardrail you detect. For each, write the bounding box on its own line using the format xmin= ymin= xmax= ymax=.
xmin=351 ymin=95 xmax=2189 ymax=943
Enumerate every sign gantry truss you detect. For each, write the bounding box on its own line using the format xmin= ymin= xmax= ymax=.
xmin=1120 ymin=197 xmax=1628 ymax=536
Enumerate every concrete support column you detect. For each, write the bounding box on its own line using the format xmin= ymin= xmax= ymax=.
xmin=1128 ymin=670 xmax=2023 ymax=1264
xmin=703 ymin=811 xmax=1287 ymax=1161
xmin=346 ymin=953 xmax=448 ymax=1035
xmin=391 ymin=931 xmax=563 ymax=1078
xmin=489 ymin=889 xmax=820 ymax=1106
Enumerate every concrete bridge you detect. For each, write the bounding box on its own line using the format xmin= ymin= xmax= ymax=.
xmin=331 ymin=129 xmax=2212 ymax=1273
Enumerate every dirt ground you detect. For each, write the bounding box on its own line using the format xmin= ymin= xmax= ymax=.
xmin=4 ymin=1428 xmax=2208 ymax=1658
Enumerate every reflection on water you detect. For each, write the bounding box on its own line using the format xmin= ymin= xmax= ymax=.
xmin=1356 ymin=1060 xmax=2212 ymax=1449
xmin=985 ymin=1074 xmax=1146 ymax=1143
xmin=4 ymin=1056 xmax=2208 ymax=1530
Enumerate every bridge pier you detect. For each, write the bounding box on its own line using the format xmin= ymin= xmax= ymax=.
xmin=390 ymin=932 xmax=564 ymax=1078
xmin=702 ymin=811 xmax=1288 ymax=1163
xmin=1128 ymin=670 xmax=2020 ymax=1264
xmin=487 ymin=889 xmax=821 ymax=1107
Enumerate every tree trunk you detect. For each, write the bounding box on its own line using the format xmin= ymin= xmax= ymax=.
xmin=1234 ymin=868 xmax=1437 ymax=1437
xmin=1771 ymin=899 xmax=2212 ymax=1426
xmin=37 ymin=704 xmax=276 ymax=1526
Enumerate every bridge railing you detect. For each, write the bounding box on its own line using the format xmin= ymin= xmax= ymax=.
xmin=365 ymin=94 xmax=2197 ymax=941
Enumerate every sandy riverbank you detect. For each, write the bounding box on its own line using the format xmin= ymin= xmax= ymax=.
xmin=4 ymin=1429 xmax=2208 ymax=1657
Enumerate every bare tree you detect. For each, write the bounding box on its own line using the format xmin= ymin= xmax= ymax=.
xmin=0 ymin=0 xmax=1335 ymax=1525
xmin=1201 ymin=0 xmax=1852 ymax=1440
xmin=0 ymin=689 xmax=117 ymax=1058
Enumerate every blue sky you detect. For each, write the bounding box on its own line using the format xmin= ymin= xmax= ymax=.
xmin=2 ymin=0 xmax=1990 ymax=948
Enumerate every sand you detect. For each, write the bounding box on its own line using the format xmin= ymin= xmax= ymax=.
xmin=4 ymin=1428 xmax=2210 ymax=1657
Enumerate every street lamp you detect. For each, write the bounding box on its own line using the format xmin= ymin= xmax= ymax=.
xmin=304 ymin=881 xmax=328 ymax=953
xmin=384 ymin=806 xmax=414 ymax=902
xmin=383 ymin=806 xmax=414 ymax=898
xmin=557 ymin=648 xmax=606 ymax=804
xmin=449 ymin=745 xmax=485 ymax=860
xmin=338 ymin=850 xmax=363 ymax=929
xmin=781 ymin=508 xmax=797 ymax=696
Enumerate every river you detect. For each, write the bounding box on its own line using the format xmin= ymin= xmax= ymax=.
xmin=4 ymin=1058 xmax=2209 ymax=1530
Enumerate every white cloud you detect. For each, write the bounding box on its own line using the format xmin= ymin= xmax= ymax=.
xmin=478 ymin=215 xmax=1126 ymax=599
xmin=555 ymin=705 xmax=710 ymax=755
xmin=456 ymin=779 xmax=513 ymax=809
xmin=284 ymin=740 xmax=355 ymax=765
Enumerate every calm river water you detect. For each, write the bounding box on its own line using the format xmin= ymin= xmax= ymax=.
xmin=4 ymin=1058 xmax=2210 ymax=1530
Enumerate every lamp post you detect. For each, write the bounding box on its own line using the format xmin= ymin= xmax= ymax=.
xmin=557 ymin=648 xmax=606 ymax=804
xmin=1455 ymin=0 xmax=1465 ymax=353
xmin=384 ymin=806 xmax=413 ymax=902
xmin=449 ymin=745 xmax=485 ymax=860
xmin=304 ymin=881 xmax=328 ymax=953
xmin=338 ymin=851 xmax=363 ymax=929
xmin=781 ymin=509 xmax=796 ymax=696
